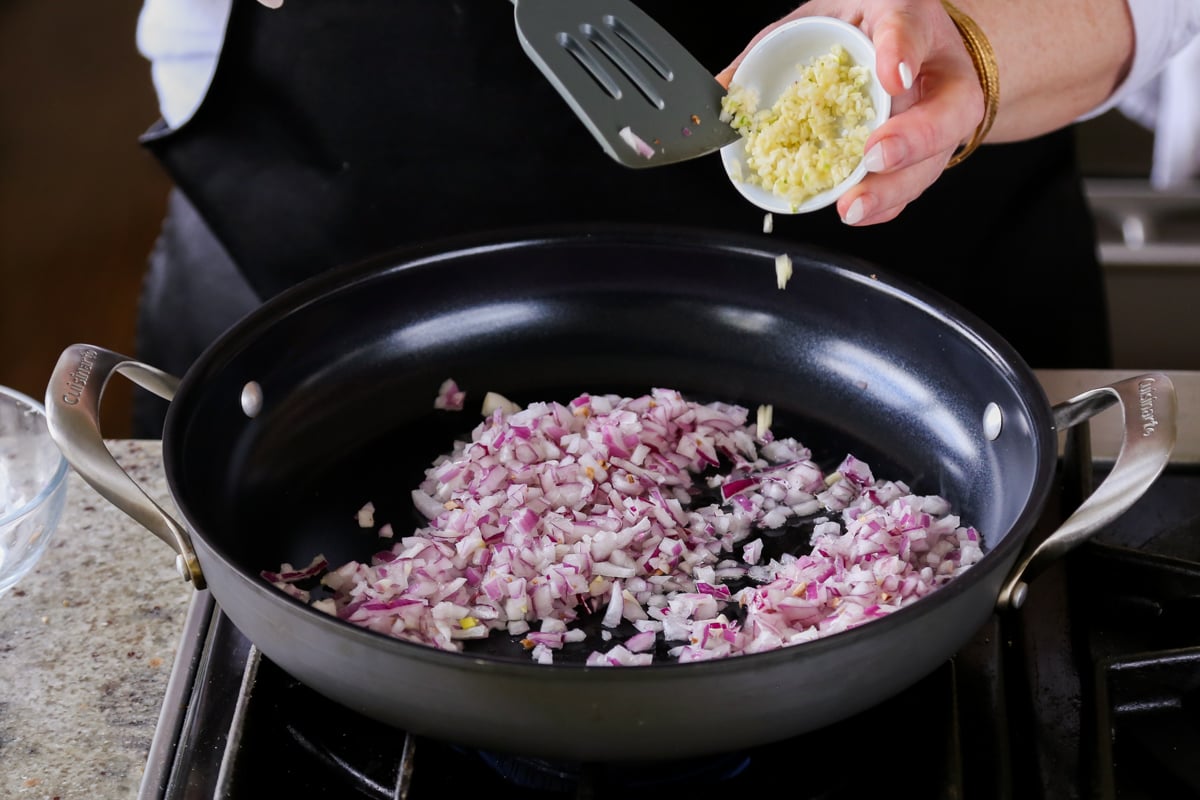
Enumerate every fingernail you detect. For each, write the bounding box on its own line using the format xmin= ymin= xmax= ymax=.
xmin=862 ymin=143 xmax=885 ymax=173
xmin=898 ymin=61 xmax=913 ymax=90
xmin=842 ymin=197 xmax=865 ymax=225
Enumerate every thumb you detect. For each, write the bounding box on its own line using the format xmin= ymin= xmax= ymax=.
xmin=865 ymin=2 xmax=936 ymax=96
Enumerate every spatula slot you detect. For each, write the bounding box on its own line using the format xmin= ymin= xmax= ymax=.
xmin=584 ymin=22 xmax=666 ymax=110
xmin=556 ymin=21 xmax=669 ymax=110
xmin=604 ymin=15 xmax=673 ymax=82
xmin=558 ymin=32 xmax=624 ymax=100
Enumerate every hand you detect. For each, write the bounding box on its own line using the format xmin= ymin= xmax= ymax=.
xmin=717 ymin=0 xmax=984 ymax=226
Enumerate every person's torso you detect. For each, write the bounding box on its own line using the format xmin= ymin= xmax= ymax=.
xmin=140 ymin=0 xmax=1109 ymax=367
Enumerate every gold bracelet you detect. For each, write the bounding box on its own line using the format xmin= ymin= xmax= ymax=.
xmin=942 ymin=0 xmax=999 ymax=168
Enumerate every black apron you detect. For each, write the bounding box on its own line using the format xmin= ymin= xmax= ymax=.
xmin=134 ymin=0 xmax=1111 ymax=435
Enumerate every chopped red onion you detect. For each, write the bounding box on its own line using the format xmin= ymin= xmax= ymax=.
xmin=481 ymin=391 xmax=521 ymax=417
xmin=618 ymin=126 xmax=656 ymax=159
xmin=434 ymin=378 xmax=466 ymax=411
xmin=265 ymin=388 xmax=984 ymax=665
xmin=260 ymin=553 xmax=328 ymax=584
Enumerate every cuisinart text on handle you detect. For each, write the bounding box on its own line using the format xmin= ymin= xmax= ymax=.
xmin=1139 ymin=376 xmax=1162 ymax=436
xmin=61 ymin=347 xmax=98 ymax=406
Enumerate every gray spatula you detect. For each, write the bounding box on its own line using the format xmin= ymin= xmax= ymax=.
xmin=510 ymin=0 xmax=740 ymax=168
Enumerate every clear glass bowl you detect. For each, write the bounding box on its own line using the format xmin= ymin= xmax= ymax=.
xmin=0 ymin=385 xmax=69 ymax=596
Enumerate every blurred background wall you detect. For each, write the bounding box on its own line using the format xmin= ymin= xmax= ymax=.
xmin=1 ymin=0 xmax=170 ymax=438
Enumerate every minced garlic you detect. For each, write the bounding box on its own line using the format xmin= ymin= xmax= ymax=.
xmin=721 ymin=44 xmax=875 ymax=209
xmin=775 ymin=253 xmax=793 ymax=289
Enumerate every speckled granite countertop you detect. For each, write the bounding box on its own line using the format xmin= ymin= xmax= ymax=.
xmin=0 ymin=441 xmax=190 ymax=800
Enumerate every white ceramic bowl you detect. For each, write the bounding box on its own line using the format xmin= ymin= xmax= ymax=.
xmin=720 ymin=16 xmax=891 ymax=214
xmin=0 ymin=385 xmax=68 ymax=596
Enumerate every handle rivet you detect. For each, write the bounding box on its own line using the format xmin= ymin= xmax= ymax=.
xmin=983 ymin=402 xmax=1003 ymax=440
xmin=241 ymin=382 xmax=264 ymax=418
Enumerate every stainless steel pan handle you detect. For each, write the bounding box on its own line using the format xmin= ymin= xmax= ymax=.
xmin=997 ymin=372 xmax=1176 ymax=609
xmin=41 ymin=345 xmax=1175 ymax=603
xmin=44 ymin=344 xmax=204 ymax=588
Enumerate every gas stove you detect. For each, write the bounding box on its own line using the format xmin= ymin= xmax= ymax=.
xmin=137 ymin=370 xmax=1200 ymax=800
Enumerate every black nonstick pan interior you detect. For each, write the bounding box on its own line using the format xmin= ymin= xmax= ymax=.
xmin=163 ymin=225 xmax=1054 ymax=666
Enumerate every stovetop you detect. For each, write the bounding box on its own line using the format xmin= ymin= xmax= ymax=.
xmin=137 ymin=370 xmax=1200 ymax=800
